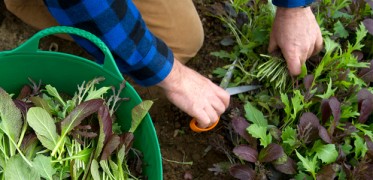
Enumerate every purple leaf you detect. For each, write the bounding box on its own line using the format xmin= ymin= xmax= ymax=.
xmin=13 ymin=99 xmax=32 ymax=117
xmin=73 ymin=130 xmax=97 ymax=138
xmin=61 ymin=99 xmax=104 ymax=135
xmin=357 ymin=89 xmax=373 ymax=123
xmin=229 ymin=164 xmax=256 ymax=180
xmin=298 ymin=112 xmax=320 ymax=143
xmin=358 ymin=60 xmax=373 ymax=83
xmin=120 ymin=132 xmax=134 ymax=154
xmin=353 ymin=51 xmax=364 ymax=61
xmin=98 ymin=105 xmax=113 ymax=144
xmin=16 ymin=85 xmax=31 ymax=100
xmin=318 ymin=126 xmax=332 ymax=144
xmin=258 ymin=143 xmax=284 ymax=163
xmin=101 ymin=134 xmax=120 ymax=160
xmin=321 ymin=99 xmax=331 ymax=124
xmin=363 ymin=18 xmax=373 ymax=35
xmin=303 ymin=74 xmax=314 ymax=91
xmin=232 ymin=145 xmax=258 ymax=163
xmin=272 ymin=155 xmax=297 ymax=175
xmin=231 ymin=116 xmax=257 ymax=146
xmin=316 ymin=164 xmax=340 ymax=180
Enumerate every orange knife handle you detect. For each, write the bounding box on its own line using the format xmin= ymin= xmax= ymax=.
xmin=189 ymin=117 xmax=220 ymax=132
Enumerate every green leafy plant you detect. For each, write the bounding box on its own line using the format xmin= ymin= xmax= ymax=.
xmin=208 ymin=0 xmax=373 ymax=179
xmin=0 ymin=77 xmax=152 ymax=180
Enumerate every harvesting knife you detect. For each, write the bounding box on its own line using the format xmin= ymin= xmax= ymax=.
xmin=189 ymin=59 xmax=261 ymax=132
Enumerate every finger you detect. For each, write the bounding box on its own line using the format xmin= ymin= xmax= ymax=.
xmin=211 ymin=97 xmax=227 ymax=116
xmin=192 ymin=110 xmax=211 ymax=129
xmin=282 ymin=50 xmax=302 ymax=76
xmin=204 ymin=105 xmax=219 ymax=127
xmin=212 ymin=84 xmax=230 ymax=108
xmin=312 ymin=33 xmax=323 ymax=56
xmin=268 ymin=32 xmax=278 ymax=53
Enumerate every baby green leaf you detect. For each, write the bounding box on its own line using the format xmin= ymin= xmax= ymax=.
xmin=247 ymin=124 xmax=272 ymax=147
xmin=27 ymin=107 xmax=60 ymax=151
xmin=61 ymin=99 xmax=104 ymax=135
xmin=129 ymin=100 xmax=153 ymax=133
xmin=316 ymin=78 xmax=336 ymax=99
xmin=85 ymin=87 xmax=111 ymax=101
xmin=298 ymin=64 xmax=307 ymax=79
xmin=33 ymin=155 xmax=56 ymax=180
xmin=0 ymin=88 xmax=22 ymax=154
xmin=52 ymin=99 xmax=104 ymax=156
xmin=45 ymin=84 xmax=66 ymax=107
xmin=333 ymin=20 xmax=349 ymax=38
xmin=295 ymin=151 xmax=317 ymax=179
xmin=353 ymin=134 xmax=368 ymax=159
xmin=4 ymin=155 xmax=40 ymax=180
xmin=311 ymin=141 xmax=338 ymax=164
xmin=91 ymin=159 xmax=101 ymax=180
xmin=244 ymin=102 xmax=267 ymax=127
xmin=281 ymin=127 xmax=297 ymax=147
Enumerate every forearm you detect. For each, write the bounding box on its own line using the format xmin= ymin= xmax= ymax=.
xmin=44 ymin=0 xmax=174 ymax=86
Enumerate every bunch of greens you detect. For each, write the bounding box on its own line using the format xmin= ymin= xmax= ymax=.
xmin=208 ymin=0 xmax=373 ymax=179
xmin=0 ymin=77 xmax=152 ymax=180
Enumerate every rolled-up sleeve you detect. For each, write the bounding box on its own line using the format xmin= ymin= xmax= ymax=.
xmin=44 ymin=0 xmax=174 ymax=86
xmin=272 ymin=0 xmax=314 ymax=8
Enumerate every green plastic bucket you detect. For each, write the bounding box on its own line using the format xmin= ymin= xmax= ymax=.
xmin=0 ymin=26 xmax=162 ymax=179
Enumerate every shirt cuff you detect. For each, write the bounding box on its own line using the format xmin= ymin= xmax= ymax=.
xmin=272 ymin=0 xmax=314 ymax=8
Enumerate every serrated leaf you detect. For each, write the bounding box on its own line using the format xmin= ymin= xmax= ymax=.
xmin=312 ymin=141 xmax=338 ymax=164
xmin=4 ymin=155 xmax=40 ymax=179
xmin=354 ymin=134 xmax=368 ymax=158
xmin=0 ymin=88 xmax=22 ymax=146
xmin=232 ymin=145 xmax=258 ymax=163
xmin=129 ymin=100 xmax=153 ymax=133
xmin=85 ymin=87 xmax=111 ymax=101
xmin=27 ymin=107 xmax=60 ymax=151
xmin=333 ymin=21 xmax=349 ymax=38
xmin=295 ymin=151 xmax=317 ymax=179
xmin=33 ymin=154 xmax=56 ymax=180
xmin=244 ymin=102 xmax=267 ymax=127
xmin=281 ymin=126 xmax=297 ymax=147
xmin=247 ymin=124 xmax=272 ymax=147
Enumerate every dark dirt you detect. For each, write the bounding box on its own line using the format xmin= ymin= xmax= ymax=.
xmin=0 ymin=1 xmax=236 ymax=179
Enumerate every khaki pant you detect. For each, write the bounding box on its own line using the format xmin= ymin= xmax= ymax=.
xmin=4 ymin=0 xmax=204 ymax=64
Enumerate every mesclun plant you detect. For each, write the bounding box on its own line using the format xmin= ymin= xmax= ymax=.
xmin=0 ymin=77 xmax=152 ymax=180
xmin=208 ymin=0 xmax=373 ymax=179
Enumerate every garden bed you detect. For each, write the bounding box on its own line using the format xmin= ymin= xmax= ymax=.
xmin=3 ymin=0 xmax=373 ymax=179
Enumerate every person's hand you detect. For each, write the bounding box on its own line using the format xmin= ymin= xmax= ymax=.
xmin=157 ymin=59 xmax=230 ymax=128
xmin=268 ymin=7 xmax=323 ymax=75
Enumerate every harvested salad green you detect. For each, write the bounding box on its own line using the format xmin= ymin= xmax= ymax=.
xmin=0 ymin=77 xmax=152 ymax=180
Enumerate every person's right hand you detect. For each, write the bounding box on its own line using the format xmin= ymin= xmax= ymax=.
xmin=157 ymin=59 xmax=230 ymax=128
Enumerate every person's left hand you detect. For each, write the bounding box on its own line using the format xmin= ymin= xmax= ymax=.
xmin=268 ymin=7 xmax=323 ymax=76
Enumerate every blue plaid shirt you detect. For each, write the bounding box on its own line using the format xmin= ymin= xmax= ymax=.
xmin=44 ymin=0 xmax=313 ymax=86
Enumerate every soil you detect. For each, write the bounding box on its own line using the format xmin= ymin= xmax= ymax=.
xmin=0 ymin=1 xmax=235 ymax=179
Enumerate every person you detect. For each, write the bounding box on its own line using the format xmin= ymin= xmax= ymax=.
xmin=4 ymin=0 xmax=322 ymax=129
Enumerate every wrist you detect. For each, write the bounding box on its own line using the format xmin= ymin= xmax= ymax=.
xmin=156 ymin=58 xmax=183 ymax=91
xmin=276 ymin=6 xmax=311 ymax=17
